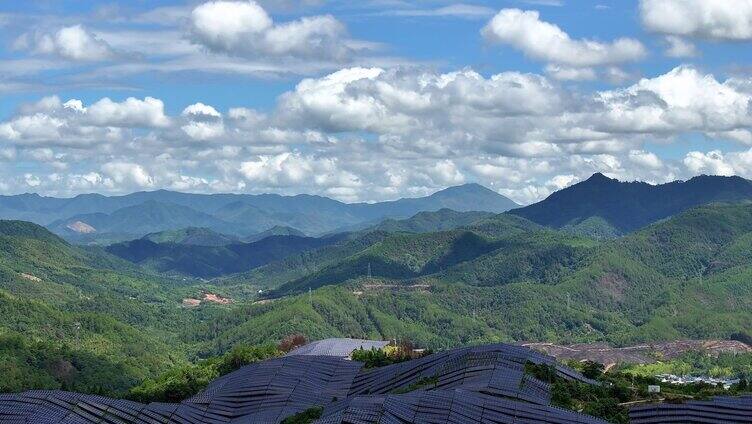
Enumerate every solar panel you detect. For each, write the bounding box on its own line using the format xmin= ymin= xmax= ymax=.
xmin=629 ymin=395 xmax=752 ymax=423
xmin=0 ymin=342 xmax=687 ymax=424
xmin=286 ymin=339 xmax=390 ymax=357
xmin=316 ymin=389 xmax=608 ymax=423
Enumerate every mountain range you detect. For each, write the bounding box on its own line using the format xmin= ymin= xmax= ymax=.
xmin=104 ymin=209 xmax=498 ymax=279
xmin=5 ymin=173 xmax=752 ymax=398
xmin=106 ymin=233 xmax=348 ymax=279
xmin=100 ymin=174 xmax=752 ymax=279
xmin=510 ymin=173 xmax=752 ymax=236
xmin=8 ymin=174 xmax=752 ymax=246
xmin=141 ymin=227 xmax=240 ymax=246
xmin=0 ymin=183 xmax=518 ymax=244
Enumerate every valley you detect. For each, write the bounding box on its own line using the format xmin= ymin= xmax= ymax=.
xmin=2 ymin=174 xmax=752 ymax=411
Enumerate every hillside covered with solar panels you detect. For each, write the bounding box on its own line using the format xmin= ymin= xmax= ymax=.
xmin=0 ymin=343 xmax=612 ymax=423
xmin=4 ymin=339 xmax=752 ymax=424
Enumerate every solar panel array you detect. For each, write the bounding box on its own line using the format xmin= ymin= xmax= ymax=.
xmin=0 ymin=390 xmax=205 ymax=424
xmin=314 ymin=343 xmax=607 ymax=423
xmin=185 ymin=355 xmax=363 ymax=422
xmin=316 ymin=389 xmax=607 ymax=424
xmin=629 ymin=395 xmax=752 ymax=423
xmin=0 ymin=355 xmax=361 ymax=424
xmin=0 ymin=343 xmax=608 ymax=424
xmin=286 ymin=339 xmax=390 ymax=358
xmin=349 ymin=342 xmax=598 ymax=400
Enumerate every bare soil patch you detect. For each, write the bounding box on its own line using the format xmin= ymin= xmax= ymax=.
xmin=19 ymin=273 xmax=41 ymax=282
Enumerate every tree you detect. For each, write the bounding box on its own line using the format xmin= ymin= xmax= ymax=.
xmin=278 ymin=334 xmax=307 ymax=353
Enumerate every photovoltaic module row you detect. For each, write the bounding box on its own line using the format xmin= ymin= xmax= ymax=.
xmin=347 ymin=343 xmax=598 ymax=403
xmin=3 ymin=342 xmax=744 ymax=423
xmin=629 ymin=395 xmax=752 ymax=423
xmin=315 ymin=389 xmax=608 ymax=424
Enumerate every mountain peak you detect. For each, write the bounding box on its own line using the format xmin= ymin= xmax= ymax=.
xmin=583 ymin=172 xmax=616 ymax=183
xmin=455 ymin=182 xmax=492 ymax=190
xmin=432 ymin=183 xmax=501 ymax=197
xmin=422 ymin=183 xmax=519 ymax=211
xmin=510 ymin=174 xmax=752 ymax=233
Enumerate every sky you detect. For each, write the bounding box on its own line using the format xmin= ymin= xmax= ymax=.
xmin=1 ymin=0 xmax=752 ymax=204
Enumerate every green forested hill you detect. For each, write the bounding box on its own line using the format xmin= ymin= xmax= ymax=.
xmin=509 ymin=173 xmax=752 ymax=234
xmin=0 ymin=221 xmax=209 ymax=395
xmin=364 ymin=209 xmax=494 ymax=233
xmin=106 ymin=234 xmax=346 ymax=279
xmin=105 ymin=209 xmax=497 ymax=280
xmin=243 ymin=225 xmax=305 ymax=242
xmin=0 ymin=220 xmax=66 ymax=242
xmin=217 ymin=210 xmax=515 ymax=291
xmin=142 ymin=227 xmax=239 ymax=246
xmin=200 ymin=203 xmax=752 ymax=353
xmin=268 ymin=213 xmax=579 ymax=296
xmin=218 ymin=231 xmax=392 ymax=291
xmin=269 ymin=230 xmax=500 ymax=296
xmin=561 ymin=216 xmax=621 ymax=240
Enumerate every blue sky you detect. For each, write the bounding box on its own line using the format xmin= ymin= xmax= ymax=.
xmin=1 ymin=0 xmax=752 ymax=203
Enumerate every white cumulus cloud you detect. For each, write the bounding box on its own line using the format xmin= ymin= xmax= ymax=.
xmin=482 ymin=9 xmax=646 ymax=67
xmin=683 ymin=150 xmax=735 ymax=176
xmin=190 ymin=0 xmax=352 ymax=60
xmin=640 ymin=0 xmax=752 ymax=40
xmin=3 ymin=64 xmax=752 ymax=203
xmin=15 ymin=25 xmax=115 ymax=61
xmin=181 ymin=102 xmax=225 ymax=140
xmin=87 ymin=97 xmax=170 ymax=128
xmin=101 ymin=162 xmax=155 ymax=187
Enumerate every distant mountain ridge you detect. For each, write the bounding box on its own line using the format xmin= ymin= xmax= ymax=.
xmin=106 ymin=233 xmax=347 ymax=278
xmin=0 ymin=184 xmax=518 ymax=243
xmin=142 ymin=227 xmax=239 ymax=246
xmin=48 ymin=200 xmax=233 ymax=238
xmin=108 ymin=209 xmax=497 ymax=279
xmin=11 ymin=174 xmax=752 ymax=245
xmin=243 ymin=226 xmax=305 ymax=243
xmin=364 ymin=209 xmax=494 ymax=234
xmin=508 ymin=173 xmax=752 ymax=234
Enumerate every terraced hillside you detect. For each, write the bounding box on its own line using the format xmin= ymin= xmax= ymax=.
xmin=6 ymin=339 xmax=749 ymax=423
